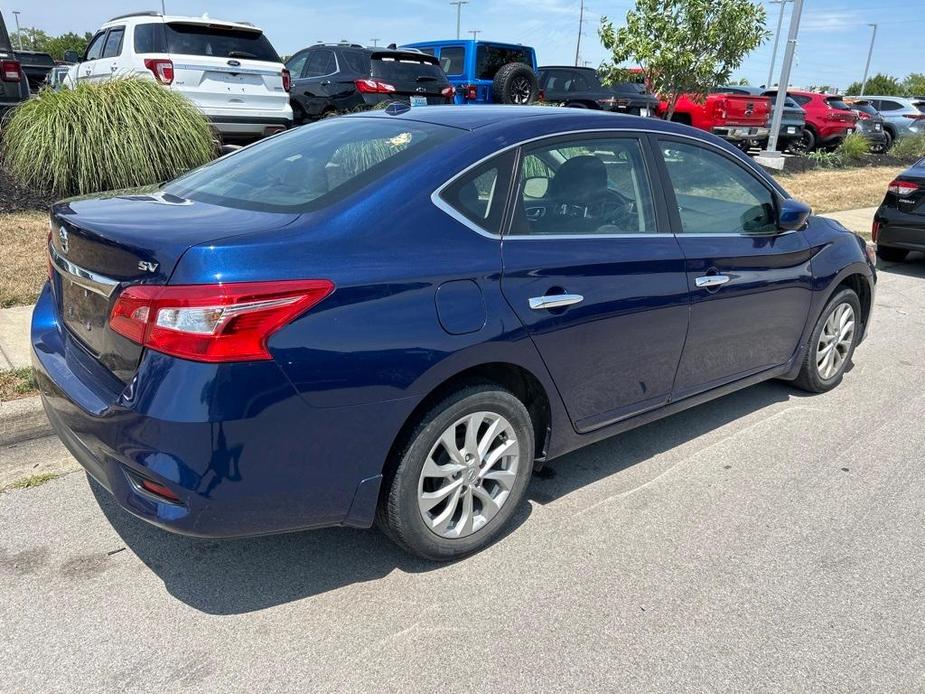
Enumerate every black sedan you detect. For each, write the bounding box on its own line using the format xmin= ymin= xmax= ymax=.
xmin=873 ymin=159 xmax=925 ymax=261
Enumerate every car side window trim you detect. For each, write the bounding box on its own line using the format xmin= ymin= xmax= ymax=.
xmin=304 ymin=49 xmax=339 ymax=79
xmin=652 ymin=134 xmax=786 ymax=237
xmin=84 ymin=30 xmax=108 ymax=61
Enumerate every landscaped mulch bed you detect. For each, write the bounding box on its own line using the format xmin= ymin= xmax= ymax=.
xmin=0 ymin=164 xmax=55 ymax=214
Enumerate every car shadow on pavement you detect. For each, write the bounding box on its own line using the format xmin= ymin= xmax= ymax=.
xmin=877 ymin=252 xmax=925 ymax=278
xmin=89 ymin=379 xmax=802 ymax=615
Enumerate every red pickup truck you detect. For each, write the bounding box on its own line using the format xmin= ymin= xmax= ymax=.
xmin=659 ymin=92 xmax=771 ymax=148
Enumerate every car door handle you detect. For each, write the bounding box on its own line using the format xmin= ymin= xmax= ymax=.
xmin=529 ymin=294 xmax=584 ymax=310
xmin=695 ymin=274 xmax=731 ymax=288
xmin=320 ymin=80 xmax=332 ymax=86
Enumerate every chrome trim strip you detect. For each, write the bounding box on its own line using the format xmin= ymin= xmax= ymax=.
xmin=430 ymin=125 xmax=789 ymax=241
xmin=49 ymin=244 xmax=120 ymax=298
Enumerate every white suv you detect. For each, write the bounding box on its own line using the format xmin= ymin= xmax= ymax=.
xmin=65 ymin=12 xmax=293 ymax=142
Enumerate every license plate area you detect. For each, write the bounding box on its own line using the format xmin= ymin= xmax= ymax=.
xmin=409 ymin=95 xmax=428 ymax=107
xmin=61 ymin=276 xmax=111 ymax=356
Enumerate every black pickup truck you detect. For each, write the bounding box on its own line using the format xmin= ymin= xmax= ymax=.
xmin=0 ymin=11 xmax=30 ymax=120
xmin=537 ymin=65 xmax=658 ymax=117
xmin=15 ymin=50 xmax=55 ymax=92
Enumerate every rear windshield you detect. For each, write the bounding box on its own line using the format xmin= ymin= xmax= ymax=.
xmin=475 ymin=45 xmax=531 ymax=80
xmin=612 ymin=81 xmax=648 ymax=95
xmin=826 ymin=97 xmax=851 ymax=111
xmin=915 ymin=101 xmax=925 ymax=114
xmin=162 ymin=23 xmax=280 ymax=62
xmin=851 ymin=102 xmax=878 ymax=115
xmin=370 ymin=53 xmax=446 ymax=83
xmin=164 ymin=118 xmax=460 ymax=213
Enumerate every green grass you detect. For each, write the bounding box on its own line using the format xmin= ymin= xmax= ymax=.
xmin=890 ymin=134 xmax=925 ymax=160
xmin=0 ymin=367 xmax=37 ymax=401
xmin=1 ymin=78 xmax=216 ymax=197
xmin=834 ymin=132 xmax=870 ymax=162
xmin=3 ymin=472 xmax=60 ymax=491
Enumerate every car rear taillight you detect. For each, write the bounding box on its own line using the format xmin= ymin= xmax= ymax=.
xmin=712 ymin=97 xmax=728 ymax=121
xmin=462 ymin=84 xmax=478 ymax=101
xmin=0 ymin=59 xmax=21 ymax=82
xmin=857 ymin=111 xmax=871 ymax=120
xmin=282 ymin=68 xmax=291 ymax=92
xmin=354 ymin=79 xmax=396 ymax=94
xmin=441 ymin=85 xmax=455 ymax=99
xmin=871 ymin=221 xmax=881 ymax=242
xmin=109 ymin=280 xmax=334 ymax=363
xmin=903 ymin=113 xmax=925 ymax=121
xmin=143 ymin=58 xmax=174 ymax=85
xmin=887 ymin=179 xmax=920 ymax=196
xmin=140 ymin=479 xmax=181 ymax=503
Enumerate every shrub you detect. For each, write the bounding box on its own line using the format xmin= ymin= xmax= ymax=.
xmin=890 ymin=134 xmax=925 ymax=160
xmin=834 ymin=131 xmax=869 ymax=162
xmin=1 ymin=78 xmax=215 ymax=197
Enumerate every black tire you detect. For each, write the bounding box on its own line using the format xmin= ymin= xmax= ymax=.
xmin=800 ymin=127 xmax=817 ymax=153
xmin=377 ymin=384 xmax=535 ymax=560
xmin=492 ymin=63 xmax=539 ymax=105
xmin=877 ymin=129 xmax=893 ymax=153
xmin=792 ymin=288 xmax=862 ymax=393
xmin=876 ymin=245 xmax=908 ymax=262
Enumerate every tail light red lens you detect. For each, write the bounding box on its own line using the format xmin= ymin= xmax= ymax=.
xmin=143 ymin=58 xmax=174 ymax=85
xmin=109 ymin=280 xmax=334 ymax=363
xmin=887 ymin=179 xmax=920 ymax=196
xmin=1 ymin=59 xmax=21 ymax=82
xmin=712 ymin=97 xmax=728 ymax=121
xmin=441 ymin=85 xmax=455 ymax=99
xmin=282 ymin=68 xmax=291 ymax=92
xmin=140 ymin=479 xmax=181 ymax=503
xmin=463 ymin=84 xmax=478 ymax=101
xmin=354 ymin=79 xmax=396 ymax=94
xmin=903 ymin=113 xmax=925 ymax=121
xmin=857 ymin=111 xmax=871 ymax=120
xmin=871 ymin=221 xmax=881 ymax=242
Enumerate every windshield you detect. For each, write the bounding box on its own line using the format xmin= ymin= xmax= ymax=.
xmin=164 ymin=23 xmax=280 ymax=62
xmin=370 ymin=54 xmax=447 ymax=83
xmin=164 ymin=118 xmax=460 ymax=213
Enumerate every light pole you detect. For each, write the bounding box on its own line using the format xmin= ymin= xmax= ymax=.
xmin=469 ymin=29 xmax=481 ymax=40
xmin=766 ymin=0 xmax=791 ymax=87
xmin=12 ymin=11 xmax=23 ymax=49
xmin=370 ymin=38 xmax=380 ymax=47
xmin=859 ymin=23 xmax=878 ymax=97
xmin=763 ymin=0 xmax=804 ymax=158
xmin=574 ymin=0 xmax=585 ymax=67
xmin=450 ymin=1 xmax=469 ymax=40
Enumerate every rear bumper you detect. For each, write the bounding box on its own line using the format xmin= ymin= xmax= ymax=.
xmin=875 ymin=216 xmax=925 ymax=252
xmin=31 ymin=283 xmax=400 ymax=539
xmin=203 ymin=112 xmax=294 ymax=140
xmin=712 ymin=126 xmax=770 ymax=141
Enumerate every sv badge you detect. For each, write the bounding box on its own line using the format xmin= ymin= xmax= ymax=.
xmin=138 ymin=260 xmax=159 ymax=273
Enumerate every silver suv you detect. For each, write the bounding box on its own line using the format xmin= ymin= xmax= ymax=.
xmin=851 ymin=96 xmax=925 ymax=140
xmin=65 ymin=11 xmax=293 ymax=142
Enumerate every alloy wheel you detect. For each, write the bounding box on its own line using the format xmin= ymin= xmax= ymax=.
xmin=816 ymin=302 xmax=856 ymax=380
xmin=417 ymin=411 xmax=520 ymax=539
xmin=511 ymin=77 xmax=532 ymax=104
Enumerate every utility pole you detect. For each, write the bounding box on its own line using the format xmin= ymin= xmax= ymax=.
xmin=763 ymin=0 xmax=804 ymax=159
xmin=160 ymin=0 xmax=166 ymax=14
xmin=450 ymin=1 xmax=469 ymax=40
xmin=370 ymin=38 xmax=380 ymax=47
xmin=766 ymin=0 xmax=791 ymax=87
xmin=469 ymin=29 xmax=481 ymax=40
xmin=12 ymin=11 xmax=22 ymax=49
xmin=859 ymin=23 xmax=878 ymax=97
xmin=574 ymin=0 xmax=584 ymax=67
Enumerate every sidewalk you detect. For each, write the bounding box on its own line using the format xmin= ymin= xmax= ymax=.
xmin=0 ymin=205 xmax=880 ymax=373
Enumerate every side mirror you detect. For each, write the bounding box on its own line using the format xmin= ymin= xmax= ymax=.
xmin=523 ymin=176 xmax=549 ymax=199
xmin=778 ymin=198 xmax=812 ymax=231
xmin=63 ymin=50 xmax=80 ymax=64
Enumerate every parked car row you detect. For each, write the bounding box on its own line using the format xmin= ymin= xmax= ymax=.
xmin=0 ymin=11 xmax=30 ymax=121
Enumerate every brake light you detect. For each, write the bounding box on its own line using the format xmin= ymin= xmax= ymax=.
xmin=109 ymin=280 xmax=334 ymax=362
xmin=887 ymin=179 xmax=920 ymax=196
xmin=140 ymin=479 xmax=181 ymax=503
xmin=712 ymin=97 xmax=728 ymax=121
xmin=462 ymin=84 xmax=478 ymax=101
xmin=354 ymin=79 xmax=396 ymax=94
xmin=143 ymin=58 xmax=174 ymax=85
xmin=441 ymin=85 xmax=455 ymax=99
xmin=282 ymin=68 xmax=291 ymax=92
xmin=0 ymin=59 xmax=20 ymax=82
xmin=857 ymin=111 xmax=871 ymax=120
xmin=871 ymin=221 xmax=881 ymax=242
xmin=903 ymin=113 xmax=925 ymax=121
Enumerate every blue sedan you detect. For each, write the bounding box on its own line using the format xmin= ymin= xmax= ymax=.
xmin=33 ymin=106 xmax=876 ymax=559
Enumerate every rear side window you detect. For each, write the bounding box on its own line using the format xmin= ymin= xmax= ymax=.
xmin=441 ymin=151 xmax=515 ymax=235
xmin=101 ymin=27 xmax=125 ymax=58
xmin=163 ymin=23 xmax=280 ymax=62
xmin=370 ymin=53 xmax=445 ymax=83
xmin=475 ymin=45 xmax=531 ymax=80
xmin=879 ymin=100 xmax=903 ymax=111
xmin=658 ymin=140 xmax=777 ymax=235
xmin=791 ymin=94 xmax=811 ymax=106
xmin=133 ymin=23 xmax=165 ymax=53
xmin=304 ymin=49 xmax=336 ymax=77
xmin=164 ymin=118 xmax=460 ymax=213
xmin=439 ymin=47 xmax=465 ymax=75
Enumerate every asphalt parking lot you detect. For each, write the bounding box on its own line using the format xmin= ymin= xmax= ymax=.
xmin=2 ymin=257 xmax=925 ymax=693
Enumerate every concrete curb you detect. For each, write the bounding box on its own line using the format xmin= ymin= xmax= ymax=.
xmin=0 ymin=396 xmax=52 ymax=448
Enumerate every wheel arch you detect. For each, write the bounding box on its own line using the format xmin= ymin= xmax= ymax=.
xmin=833 ymin=271 xmax=873 ymax=334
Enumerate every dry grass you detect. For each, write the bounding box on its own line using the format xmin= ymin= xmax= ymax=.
xmin=775 ymin=166 xmax=898 ymax=214
xmin=0 ymin=367 xmax=37 ymax=401
xmin=0 ymin=211 xmax=48 ymax=308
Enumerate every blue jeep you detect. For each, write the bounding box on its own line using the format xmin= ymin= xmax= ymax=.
xmin=402 ymin=39 xmax=539 ymax=105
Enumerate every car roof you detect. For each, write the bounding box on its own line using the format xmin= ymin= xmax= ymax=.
xmin=404 ymin=39 xmax=533 ymax=51
xmin=102 ymin=13 xmax=264 ymax=32
xmin=347 ymin=104 xmax=691 ymax=134
xmin=539 ymin=65 xmax=596 ymax=72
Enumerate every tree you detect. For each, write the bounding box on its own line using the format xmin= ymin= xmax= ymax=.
xmin=844 ymin=73 xmax=904 ymax=97
xmin=598 ymin=0 xmax=768 ymax=119
xmin=903 ymin=73 xmax=925 ymax=98
xmin=10 ymin=28 xmax=90 ymax=60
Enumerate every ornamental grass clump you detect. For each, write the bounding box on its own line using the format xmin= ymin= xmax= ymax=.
xmin=1 ymin=78 xmax=215 ymax=197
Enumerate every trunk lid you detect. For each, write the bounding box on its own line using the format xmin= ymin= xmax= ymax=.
xmin=369 ymin=51 xmax=450 ymax=104
xmin=49 ymin=191 xmax=299 ymax=382
xmin=713 ymin=94 xmax=771 ymax=127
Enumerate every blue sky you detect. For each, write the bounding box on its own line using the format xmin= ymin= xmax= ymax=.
xmin=4 ymin=0 xmax=920 ymax=91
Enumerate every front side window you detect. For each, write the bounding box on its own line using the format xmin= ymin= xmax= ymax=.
xmin=439 ymin=46 xmax=465 ymax=75
xmin=658 ymin=140 xmax=777 ymax=235
xmin=879 ymin=100 xmax=902 ymax=111
xmin=84 ymin=31 xmax=107 ymax=61
xmin=164 ymin=118 xmax=460 ymax=213
xmin=475 ymin=45 xmax=530 ymax=80
xmin=101 ymin=27 xmax=124 ymax=58
xmin=510 ymin=137 xmax=656 ymax=236
xmin=440 ymin=151 xmax=515 ymax=235
xmin=285 ymin=51 xmax=309 ymax=79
